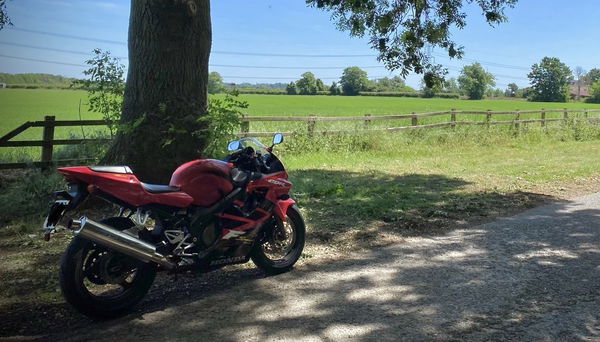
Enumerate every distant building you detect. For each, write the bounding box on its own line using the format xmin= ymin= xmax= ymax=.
xmin=0 ymin=83 xmax=6 ymax=89
xmin=569 ymin=81 xmax=589 ymax=98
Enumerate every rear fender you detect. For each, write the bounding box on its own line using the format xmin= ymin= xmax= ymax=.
xmin=273 ymin=198 xmax=295 ymax=221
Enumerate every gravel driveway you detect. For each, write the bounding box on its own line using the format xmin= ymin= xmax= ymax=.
xmin=27 ymin=193 xmax=600 ymax=341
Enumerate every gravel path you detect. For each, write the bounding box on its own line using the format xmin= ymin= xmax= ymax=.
xmin=41 ymin=193 xmax=600 ymax=341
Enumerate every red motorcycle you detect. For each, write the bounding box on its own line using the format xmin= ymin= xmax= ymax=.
xmin=43 ymin=133 xmax=305 ymax=318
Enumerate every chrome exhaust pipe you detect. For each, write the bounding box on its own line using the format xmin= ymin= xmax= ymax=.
xmin=70 ymin=216 xmax=175 ymax=270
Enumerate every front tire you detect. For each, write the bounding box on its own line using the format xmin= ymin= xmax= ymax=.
xmin=59 ymin=217 xmax=156 ymax=319
xmin=251 ymin=205 xmax=305 ymax=275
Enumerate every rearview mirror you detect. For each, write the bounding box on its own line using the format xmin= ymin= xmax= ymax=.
xmin=272 ymin=133 xmax=283 ymax=145
xmin=227 ymin=140 xmax=241 ymax=151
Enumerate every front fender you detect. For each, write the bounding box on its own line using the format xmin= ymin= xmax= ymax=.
xmin=273 ymin=198 xmax=295 ymax=221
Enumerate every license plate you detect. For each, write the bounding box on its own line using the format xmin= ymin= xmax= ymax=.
xmin=42 ymin=200 xmax=70 ymax=234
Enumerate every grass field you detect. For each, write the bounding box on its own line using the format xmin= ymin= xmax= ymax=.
xmin=3 ymin=88 xmax=600 ymax=138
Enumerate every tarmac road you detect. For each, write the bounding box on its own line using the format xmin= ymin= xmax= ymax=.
xmin=41 ymin=193 xmax=600 ymax=341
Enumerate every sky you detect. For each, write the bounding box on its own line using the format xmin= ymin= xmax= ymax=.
xmin=0 ymin=0 xmax=599 ymax=90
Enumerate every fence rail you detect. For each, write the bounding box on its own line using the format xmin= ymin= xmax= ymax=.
xmin=1 ymin=108 xmax=600 ymax=169
xmin=238 ymin=108 xmax=600 ymax=137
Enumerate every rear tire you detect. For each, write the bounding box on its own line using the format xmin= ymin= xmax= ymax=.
xmin=59 ymin=217 xmax=156 ymax=319
xmin=251 ymin=205 xmax=305 ymax=275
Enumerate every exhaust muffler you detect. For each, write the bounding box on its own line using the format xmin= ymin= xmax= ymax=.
xmin=70 ymin=216 xmax=175 ymax=270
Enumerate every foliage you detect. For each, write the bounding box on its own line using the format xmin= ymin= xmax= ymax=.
xmin=586 ymin=80 xmax=600 ymax=103
xmin=340 ymin=66 xmax=369 ymax=95
xmin=584 ymin=68 xmax=600 ymax=85
xmin=223 ymin=82 xmax=288 ymax=90
xmin=0 ymin=73 xmax=77 ymax=88
xmin=307 ymin=0 xmax=517 ymax=81
xmin=329 ymin=82 xmax=342 ymax=95
xmin=234 ymin=88 xmax=287 ymax=95
xmin=73 ymin=49 xmax=125 ymax=136
xmin=0 ymin=0 xmax=11 ymax=30
xmin=421 ymin=70 xmax=444 ymax=98
xmin=443 ymin=77 xmax=460 ymax=93
xmin=528 ymin=57 xmax=571 ymax=102
xmin=372 ymin=76 xmax=414 ymax=92
xmin=199 ymin=92 xmax=248 ymax=157
xmin=0 ymin=169 xmax=65 ymax=225
xmin=208 ymin=72 xmax=224 ymax=94
xmin=505 ymin=83 xmax=519 ymax=97
xmin=286 ymin=82 xmax=299 ymax=95
xmin=457 ymin=63 xmax=495 ymax=100
xmin=296 ymin=72 xmax=319 ymax=95
xmin=52 ymin=131 xmax=111 ymax=162
xmin=316 ymin=78 xmax=327 ymax=92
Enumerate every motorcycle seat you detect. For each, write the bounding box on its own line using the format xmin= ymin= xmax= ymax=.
xmin=140 ymin=182 xmax=181 ymax=194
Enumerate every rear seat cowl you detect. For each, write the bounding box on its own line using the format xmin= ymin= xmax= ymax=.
xmin=88 ymin=166 xmax=134 ymax=174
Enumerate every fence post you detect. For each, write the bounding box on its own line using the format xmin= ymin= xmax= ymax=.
xmin=563 ymin=108 xmax=568 ymax=121
xmin=307 ymin=116 xmax=316 ymax=136
xmin=514 ymin=110 xmax=520 ymax=131
xmin=486 ymin=109 xmax=491 ymax=127
xmin=450 ymin=109 xmax=456 ymax=129
xmin=411 ymin=112 xmax=417 ymax=126
xmin=363 ymin=114 xmax=371 ymax=129
xmin=541 ymin=109 xmax=546 ymax=128
xmin=240 ymin=115 xmax=249 ymax=136
xmin=41 ymin=115 xmax=55 ymax=169
xmin=584 ymin=109 xmax=588 ymax=119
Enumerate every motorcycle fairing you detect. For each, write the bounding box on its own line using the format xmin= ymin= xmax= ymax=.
xmin=247 ymin=171 xmax=295 ymax=221
xmin=58 ymin=166 xmax=194 ymax=208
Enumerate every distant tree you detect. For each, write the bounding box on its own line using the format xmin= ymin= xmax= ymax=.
xmin=528 ymin=57 xmax=571 ymax=102
xmin=443 ymin=77 xmax=460 ymax=93
xmin=286 ymin=81 xmax=298 ymax=95
xmin=586 ymin=80 xmax=600 ymax=103
xmin=329 ymin=82 xmax=341 ymax=95
xmin=340 ymin=66 xmax=369 ymax=95
xmin=374 ymin=76 xmax=410 ymax=92
xmin=457 ymin=63 xmax=495 ymax=100
xmin=315 ymin=78 xmax=327 ymax=92
xmin=574 ymin=66 xmax=586 ymax=99
xmin=207 ymin=72 xmax=224 ymax=94
xmin=486 ymin=88 xmax=503 ymax=98
xmin=308 ymin=0 xmax=517 ymax=86
xmin=296 ymin=72 xmax=318 ymax=95
xmin=505 ymin=83 xmax=519 ymax=97
xmin=584 ymin=68 xmax=600 ymax=85
xmin=421 ymin=72 xmax=443 ymax=97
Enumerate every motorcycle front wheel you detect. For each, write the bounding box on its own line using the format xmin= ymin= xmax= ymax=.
xmin=251 ymin=205 xmax=306 ymax=275
xmin=59 ymin=217 xmax=156 ymax=319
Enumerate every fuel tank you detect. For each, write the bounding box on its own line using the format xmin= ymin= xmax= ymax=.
xmin=169 ymin=159 xmax=234 ymax=207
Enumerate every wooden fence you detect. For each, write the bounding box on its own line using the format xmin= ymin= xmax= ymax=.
xmin=0 ymin=116 xmax=111 ymax=169
xmin=239 ymin=108 xmax=600 ymax=137
xmin=1 ymin=108 xmax=600 ymax=169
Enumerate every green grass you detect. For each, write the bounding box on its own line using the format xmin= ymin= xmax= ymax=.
xmin=3 ymin=89 xmax=600 ymax=136
xmin=282 ymin=127 xmax=600 ymax=245
xmin=2 ymin=88 xmax=600 ymax=161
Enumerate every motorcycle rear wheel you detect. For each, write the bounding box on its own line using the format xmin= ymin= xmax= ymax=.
xmin=251 ymin=205 xmax=305 ymax=275
xmin=59 ymin=217 xmax=156 ymax=319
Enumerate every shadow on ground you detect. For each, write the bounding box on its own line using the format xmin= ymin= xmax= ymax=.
xmin=290 ymin=170 xmax=554 ymax=246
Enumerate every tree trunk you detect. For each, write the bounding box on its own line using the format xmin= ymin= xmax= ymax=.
xmin=104 ymin=0 xmax=211 ymax=183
